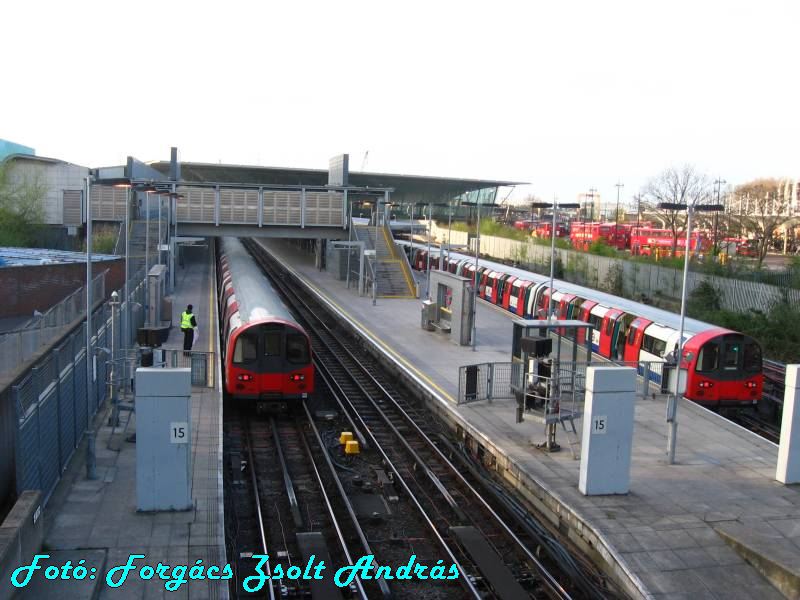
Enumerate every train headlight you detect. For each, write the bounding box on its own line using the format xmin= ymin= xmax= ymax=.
xmin=237 ymin=374 xmax=254 ymax=382
xmin=289 ymin=374 xmax=305 ymax=382
xmin=746 ymin=381 xmax=757 ymax=389
xmin=698 ymin=381 xmax=714 ymax=389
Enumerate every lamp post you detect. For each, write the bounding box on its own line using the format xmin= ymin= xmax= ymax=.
xmin=713 ymin=178 xmax=726 ymax=256
xmin=658 ymin=202 xmax=724 ymax=464
xmin=84 ymin=175 xmax=97 ymax=480
xmin=461 ymin=200 xmax=485 ymax=351
xmin=615 ymin=180 xmax=624 ymax=233
xmin=531 ymin=200 xmax=581 ymax=318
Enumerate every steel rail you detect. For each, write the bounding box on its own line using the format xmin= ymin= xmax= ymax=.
xmin=298 ymin=406 xmax=380 ymax=599
xmin=313 ymin=359 xmax=483 ymax=599
xmin=243 ymin=422 xmax=276 ymax=600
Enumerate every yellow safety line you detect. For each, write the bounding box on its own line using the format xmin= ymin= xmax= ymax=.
xmin=298 ymin=275 xmax=454 ymax=402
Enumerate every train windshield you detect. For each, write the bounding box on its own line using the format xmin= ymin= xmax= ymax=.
xmin=233 ymin=330 xmax=258 ymax=363
xmin=695 ymin=337 xmax=761 ymax=374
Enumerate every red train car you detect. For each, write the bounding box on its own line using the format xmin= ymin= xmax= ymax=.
xmin=217 ymin=237 xmax=314 ymax=401
xmin=403 ymin=243 xmax=763 ymax=409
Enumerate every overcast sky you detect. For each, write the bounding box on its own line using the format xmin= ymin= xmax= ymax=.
xmin=3 ymin=1 xmax=798 ymax=207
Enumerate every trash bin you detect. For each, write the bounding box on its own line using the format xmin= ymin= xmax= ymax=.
xmin=141 ymin=349 xmax=154 ymax=367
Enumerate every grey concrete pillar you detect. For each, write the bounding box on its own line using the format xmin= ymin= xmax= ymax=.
xmin=579 ymin=366 xmax=636 ymax=495
xmin=777 ymin=365 xmax=800 ymax=484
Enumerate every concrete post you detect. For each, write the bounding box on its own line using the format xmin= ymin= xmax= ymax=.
xmin=579 ymin=366 xmax=636 ymax=495
xmin=776 ymin=365 xmax=800 ymax=484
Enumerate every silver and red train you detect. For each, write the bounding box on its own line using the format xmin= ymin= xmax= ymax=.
xmin=405 ymin=243 xmax=763 ymax=408
xmin=217 ymin=237 xmax=314 ymax=401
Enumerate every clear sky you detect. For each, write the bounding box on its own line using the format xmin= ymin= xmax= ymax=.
xmin=2 ymin=0 xmax=798 ymax=207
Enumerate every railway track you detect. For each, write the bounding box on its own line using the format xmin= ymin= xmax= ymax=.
xmin=225 ymin=407 xmax=379 ymax=599
xmin=245 ymin=239 xmax=622 ymax=599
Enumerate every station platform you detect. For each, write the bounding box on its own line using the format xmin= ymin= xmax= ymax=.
xmin=262 ymin=239 xmax=800 ymax=600
xmin=23 ymin=244 xmax=227 ymax=599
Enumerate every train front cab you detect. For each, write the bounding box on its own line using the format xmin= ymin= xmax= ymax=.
xmin=226 ymin=320 xmax=314 ymax=401
xmin=681 ymin=330 xmax=762 ymax=407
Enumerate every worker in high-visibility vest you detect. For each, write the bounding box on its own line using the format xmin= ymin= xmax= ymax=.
xmin=181 ymin=304 xmax=198 ymax=354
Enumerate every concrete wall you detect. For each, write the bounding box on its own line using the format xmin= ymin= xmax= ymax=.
xmin=0 ymin=491 xmax=43 ymax=598
xmin=0 ymin=260 xmax=124 ymax=319
xmin=5 ymin=158 xmax=88 ymax=225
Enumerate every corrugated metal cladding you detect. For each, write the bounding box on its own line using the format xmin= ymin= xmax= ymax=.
xmin=176 ymin=185 xmax=344 ymax=226
xmin=62 ymin=190 xmax=83 ymax=226
xmin=11 ymin=318 xmax=108 ymax=503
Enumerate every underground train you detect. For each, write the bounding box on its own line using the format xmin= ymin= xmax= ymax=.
xmin=217 ymin=237 xmax=314 ymax=401
xmin=405 ymin=243 xmax=762 ymax=409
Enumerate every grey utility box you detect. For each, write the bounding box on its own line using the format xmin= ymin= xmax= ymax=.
xmin=579 ymin=366 xmax=636 ymax=495
xmin=135 ymin=367 xmax=193 ymax=511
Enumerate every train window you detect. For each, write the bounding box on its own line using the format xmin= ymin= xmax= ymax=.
xmin=743 ymin=342 xmax=762 ymax=372
xmin=287 ymin=334 xmax=310 ymax=364
xmin=589 ymin=314 xmax=603 ymax=331
xmin=696 ymin=344 xmax=719 ymax=372
xmin=264 ymin=331 xmax=282 ymax=357
xmin=627 ymin=327 xmax=636 ymax=345
xmin=233 ymin=331 xmax=258 ymax=364
xmin=642 ymin=334 xmax=667 ymax=357
xmin=723 ymin=342 xmax=740 ymax=370
xmin=605 ymin=318 xmax=613 ymax=336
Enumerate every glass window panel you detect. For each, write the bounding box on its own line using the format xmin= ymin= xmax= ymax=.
xmin=696 ymin=344 xmax=719 ymax=372
xmin=233 ymin=331 xmax=258 ymax=364
xmin=723 ymin=342 xmax=740 ymax=370
xmin=287 ymin=334 xmax=310 ymax=364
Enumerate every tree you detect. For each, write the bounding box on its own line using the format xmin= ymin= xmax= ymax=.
xmin=731 ymin=178 xmax=793 ymax=268
xmin=0 ymin=161 xmax=46 ymax=247
xmin=642 ymin=165 xmax=712 ymax=256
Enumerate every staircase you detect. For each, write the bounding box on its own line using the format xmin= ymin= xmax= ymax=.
xmin=353 ymin=225 xmax=416 ymax=298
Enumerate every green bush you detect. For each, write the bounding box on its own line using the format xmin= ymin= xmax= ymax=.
xmin=587 ymin=239 xmax=620 ymax=257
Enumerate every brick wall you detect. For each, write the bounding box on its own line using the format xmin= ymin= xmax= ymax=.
xmin=0 ymin=259 xmax=124 ymax=319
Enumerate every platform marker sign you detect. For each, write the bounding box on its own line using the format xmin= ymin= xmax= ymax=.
xmin=591 ymin=415 xmax=608 ymax=435
xmin=170 ymin=422 xmax=189 ymax=444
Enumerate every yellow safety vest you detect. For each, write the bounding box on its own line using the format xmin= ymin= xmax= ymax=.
xmin=181 ymin=312 xmax=194 ymax=329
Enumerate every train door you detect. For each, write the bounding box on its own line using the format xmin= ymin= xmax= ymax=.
xmin=587 ymin=305 xmax=608 ymax=351
xmin=556 ymin=294 xmax=576 ymax=335
xmin=623 ymin=318 xmax=650 ymax=363
xmin=598 ymin=309 xmax=622 ymax=358
xmin=516 ymin=281 xmax=532 ymax=316
xmin=501 ymin=276 xmax=517 ymax=309
xmin=610 ymin=313 xmax=635 ymax=360
xmin=576 ymin=300 xmax=597 ymax=344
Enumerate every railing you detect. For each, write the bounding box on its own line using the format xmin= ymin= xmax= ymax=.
xmin=0 ymin=272 xmax=106 ymax=379
xmin=116 ymin=348 xmax=216 ymax=395
xmin=458 ymin=359 xmax=668 ymax=406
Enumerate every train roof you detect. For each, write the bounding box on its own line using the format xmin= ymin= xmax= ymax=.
xmin=220 ymin=237 xmax=298 ymax=326
xmin=403 ymin=242 xmax=714 ymax=335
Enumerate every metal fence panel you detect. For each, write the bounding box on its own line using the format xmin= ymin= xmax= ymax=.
xmin=74 ymin=353 xmax=88 ymax=446
xmin=38 ymin=387 xmax=60 ymax=499
xmin=58 ymin=367 xmax=76 ymax=470
xmin=14 ymin=389 xmax=40 ymax=493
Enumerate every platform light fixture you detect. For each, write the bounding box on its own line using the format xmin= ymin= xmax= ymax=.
xmin=657 ymin=202 xmax=724 ymax=464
